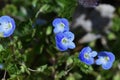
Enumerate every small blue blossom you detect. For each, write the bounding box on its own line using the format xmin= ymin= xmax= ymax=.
xmin=79 ymin=46 xmax=97 ymax=65
xmin=0 ymin=16 xmax=15 ymax=37
xmin=55 ymin=31 xmax=75 ymax=51
xmin=52 ymin=18 xmax=69 ymax=34
xmin=95 ymin=51 xmax=115 ymax=70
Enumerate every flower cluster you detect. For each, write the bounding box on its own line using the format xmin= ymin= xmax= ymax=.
xmin=52 ymin=18 xmax=75 ymax=51
xmin=79 ymin=46 xmax=115 ymax=70
xmin=0 ymin=16 xmax=15 ymax=37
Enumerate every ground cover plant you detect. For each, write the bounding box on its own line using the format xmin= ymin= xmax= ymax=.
xmin=0 ymin=0 xmax=120 ymax=80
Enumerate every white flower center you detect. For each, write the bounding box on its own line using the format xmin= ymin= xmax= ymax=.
xmin=3 ymin=22 xmax=12 ymax=31
xmin=0 ymin=22 xmax=12 ymax=32
xmin=101 ymin=56 xmax=110 ymax=64
xmin=62 ymin=37 xmax=68 ymax=44
xmin=104 ymin=56 xmax=110 ymax=62
xmin=84 ymin=53 xmax=90 ymax=59
xmin=59 ymin=23 xmax=65 ymax=28
xmin=58 ymin=23 xmax=65 ymax=30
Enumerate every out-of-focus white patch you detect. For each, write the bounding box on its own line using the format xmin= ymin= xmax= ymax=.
xmin=79 ymin=33 xmax=101 ymax=43
xmin=95 ymin=4 xmax=115 ymax=18
xmin=74 ymin=14 xmax=92 ymax=32
xmin=118 ymin=63 xmax=120 ymax=70
xmin=104 ymin=21 xmax=113 ymax=34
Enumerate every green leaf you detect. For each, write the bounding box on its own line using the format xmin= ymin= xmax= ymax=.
xmin=113 ymin=72 xmax=120 ymax=80
xmin=66 ymin=57 xmax=73 ymax=66
xmin=66 ymin=74 xmax=75 ymax=80
xmin=46 ymin=26 xmax=52 ymax=35
xmin=0 ymin=44 xmax=4 ymax=52
xmin=37 ymin=64 xmax=47 ymax=72
xmin=108 ymin=32 xmax=116 ymax=40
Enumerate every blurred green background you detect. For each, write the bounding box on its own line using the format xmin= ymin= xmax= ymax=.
xmin=0 ymin=0 xmax=120 ymax=80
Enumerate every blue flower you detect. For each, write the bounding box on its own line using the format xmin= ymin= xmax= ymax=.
xmin=0 ymin=16 xmax=15 ymax=37
xmin=55 ymin=31 xmax=75 ymax=51
xmin=95 ymin=51 xmax=115 ymax=70
xmin=52 ymin=18 xmax=69 ymax=34
xmin=79 ymin=46 xmax=97 ymax=65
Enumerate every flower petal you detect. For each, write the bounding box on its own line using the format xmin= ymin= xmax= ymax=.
xmin=80 ymin=46 xmax=92 ymax=54
xmin=89 ymin=51 xmax=98 ymax=57
xmin=102 ymin=62 xmax=113 ymax=70
xmin=61 ymin=18 xmax=69 ymax=27
xmin=52 ymin=18 xmax=61 ymax=27
xmin=95 ymin=57 xmax=103 ymax=65
xmin=53 ymin=27 xmax=64 ymax=34
xmin=64 ymin=31 xmax=74 ymax=41
xmin=56 ymin=41 xmax=68 ymax=51
xmin=82 ymin=58 xmax=94 ymax=65
xmin=55 ymin=33 xmax=64 ymax=42
xmin=68 ymin=42 xmax=75 ymax=49
xmin=106 ymin=52 xmax=115 ymax=63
